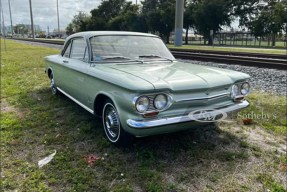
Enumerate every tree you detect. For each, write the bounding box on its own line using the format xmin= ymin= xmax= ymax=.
xmin=14 ymin=24 xmax=29 ymax=35
xmin=191 ymin=0 xmax=232 ymax=45
xmin=230 ymin=0 xmax=259 ymax=27
xmin=184 ymin=1 xmax=195 ymax=44
xmin=66 ymin=23 xmax=74 ymax=35
xmin=183 ymin=0 xmax=261 ymax=45
xmin=87 ymin=0 xmax=129 ymax=30
xmin=65 ymin=12 xmax=90 ymax=34
xmin=142 ymin=0 xmax=175 ymax=43
xmin=107 ymin=2 xmax=148 ymax=32
xmin=247 ymin=0 xmax=287 ymax=46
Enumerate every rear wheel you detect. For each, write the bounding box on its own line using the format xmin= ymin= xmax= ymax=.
xmin=102 ymin=100 xmax=133 ymax=146
xmin=49 ymin=73 xmax=58 ymax=95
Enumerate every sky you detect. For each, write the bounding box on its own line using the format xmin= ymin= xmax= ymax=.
xmin=1 ymin=0 xmax=136 ymax=32
xmin=1 ymin=0 xmax=240 ymax=34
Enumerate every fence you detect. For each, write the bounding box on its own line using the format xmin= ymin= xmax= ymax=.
xmin=170 ymin=32 xmax=287 ymax=49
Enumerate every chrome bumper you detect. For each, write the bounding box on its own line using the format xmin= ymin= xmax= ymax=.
xmin=127 ymin=100 xmax=249 ymax=129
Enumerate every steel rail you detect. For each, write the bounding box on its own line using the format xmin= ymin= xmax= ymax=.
xmin=169 ymin=48 xmax=287 ymax=60
xmin=172 ymin=51 xmax=287 ymax=70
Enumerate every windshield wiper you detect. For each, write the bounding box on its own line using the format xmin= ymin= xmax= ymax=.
xmin=138 ymin=55 xmax=174 ymax=62
xmin=102 ymin=56 xmax=132 ymax=60
xmin=92 ymin=56 xmax=143 ymax=63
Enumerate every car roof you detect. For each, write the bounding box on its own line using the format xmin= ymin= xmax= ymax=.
xmin=66 ymin=31 xmax=159 ymax=41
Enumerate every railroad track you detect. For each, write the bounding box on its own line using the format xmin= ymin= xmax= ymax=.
xmin=169 ymin=48 xmax=287 ymax=60
xmin=171 ymin=50 xmax=287 ymax=70
xmin=12 ymin=38 xmax=287 ymax=70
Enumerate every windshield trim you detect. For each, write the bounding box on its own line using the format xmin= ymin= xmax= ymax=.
xmin=88 ymin=35 xmax=175 ymax=63
xmin=91 ymin=60 xmax=177 ymax=65
xmin=91 ymin=60 xmax=143 ymax=64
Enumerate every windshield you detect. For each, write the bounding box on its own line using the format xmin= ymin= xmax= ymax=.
xmin=89 ymin=35 xmax=175 ymax=63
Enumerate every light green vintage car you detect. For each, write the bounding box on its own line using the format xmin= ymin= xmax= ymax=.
xmin=45 ymin=31 xmax=250 ymax=146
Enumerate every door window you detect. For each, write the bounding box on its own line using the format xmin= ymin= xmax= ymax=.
xmin=70 ymin=38 xmax=88 ymax=62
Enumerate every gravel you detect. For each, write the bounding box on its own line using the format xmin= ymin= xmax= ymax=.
xmin=14 ymin=40 xmax=286 ymax=96
xmin=181 ymin=60 xmax=287 ymax=96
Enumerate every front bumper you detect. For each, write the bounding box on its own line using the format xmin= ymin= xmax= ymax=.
xmin=127 ymin=100 xmax=249 ymax=129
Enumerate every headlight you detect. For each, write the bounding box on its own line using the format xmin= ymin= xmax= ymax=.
xmin=154 ymin=94 xmax=168 ymax=110
xmin=231 ymin=84 xmax=240 ymax=97
xmin=241 ymin=82 xmax=250 ymax=95
xmin=135 ymin=96 xmax=149 ymax=112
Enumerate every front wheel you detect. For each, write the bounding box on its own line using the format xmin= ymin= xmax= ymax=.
xmin=102 ymin=100 xmax=133 ymax=146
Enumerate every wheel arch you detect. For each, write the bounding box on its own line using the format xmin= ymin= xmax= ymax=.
xmin=93 ymin=93 xmax=117 ymax=117
xmin=47 ymin=67 xmax=53 ymax=79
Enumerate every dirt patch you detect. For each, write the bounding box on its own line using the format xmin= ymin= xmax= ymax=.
xmin=247 ymin=126 xmax=286 ymax=154
xmin=1 ymin=99 xmax=15 ymax=113
xmin=1 ymin=99 xmax=26 ymax=118
xmin=228 ymin=123 xmax=286 ymax=154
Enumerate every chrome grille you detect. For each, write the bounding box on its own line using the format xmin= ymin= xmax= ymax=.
xmin=176 ymin=92 xmax=230 ymax=103
xmin=147 ymin=95 xmax=156 ymax=111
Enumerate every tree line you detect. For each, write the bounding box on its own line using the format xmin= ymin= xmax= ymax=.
xmin=66 ymin=0 xmax=287 ymax=45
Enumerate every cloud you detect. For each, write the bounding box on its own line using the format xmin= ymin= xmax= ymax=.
xmin=1 ymin=0 xmax=136 ymax=32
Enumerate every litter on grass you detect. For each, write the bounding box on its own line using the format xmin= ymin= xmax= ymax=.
xmin=243 ymin=118 xmax=253 ymax=125
xmin=38 ymin=150 xmax=57 ymax=168
xmin=84 ymin=154 xmax=101 ymax=166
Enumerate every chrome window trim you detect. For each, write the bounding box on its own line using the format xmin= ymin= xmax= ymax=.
xmin=61 ymin=39 xmax=72 ymax=58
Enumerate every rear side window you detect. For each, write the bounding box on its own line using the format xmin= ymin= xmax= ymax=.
xmin=70 ymin=38 xmax=88 ymax=62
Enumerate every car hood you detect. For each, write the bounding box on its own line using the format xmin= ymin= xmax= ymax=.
xmin=109 ymin=61 xmax=250 ymax=91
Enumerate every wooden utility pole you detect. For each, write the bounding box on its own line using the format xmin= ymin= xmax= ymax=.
xmin=29 ymin=0 xmax=35 ymax=39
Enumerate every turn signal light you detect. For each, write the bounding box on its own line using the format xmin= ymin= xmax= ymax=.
xmin=143 ymin=111 xmax=159 ymax=118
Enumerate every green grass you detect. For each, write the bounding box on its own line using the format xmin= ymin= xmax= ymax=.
xmin=1 ymin=39 xmax=286 ymax=191
xmin=239 ymin=93 xmax=287 ymax=135
xmin=168 ymin=44 xmax=287 ymax=55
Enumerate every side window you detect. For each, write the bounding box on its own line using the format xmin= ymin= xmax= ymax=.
xmin=70 ymin=38 xmax=88 ymax=62
xmin=63 ymin=42 xmax=72 ymax=58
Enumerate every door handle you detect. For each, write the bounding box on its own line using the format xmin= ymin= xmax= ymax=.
xmin=63 ymin=60 xmax=69 ymax=64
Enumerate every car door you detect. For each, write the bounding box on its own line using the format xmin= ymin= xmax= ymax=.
xmin=60 ymin=37 xmax=90 ymax=105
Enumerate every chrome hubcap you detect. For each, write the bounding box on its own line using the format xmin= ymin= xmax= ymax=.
xmin=50 ymin=78 xmax=57 ymax=94
xmin=104 ymin=107 xmax=120 ymax=139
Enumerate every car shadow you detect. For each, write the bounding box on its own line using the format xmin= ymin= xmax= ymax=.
xmin=53 ymin=88 xmax=247 ymax=157
xmin=28 ymin=87 xmax=248 ymax=158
